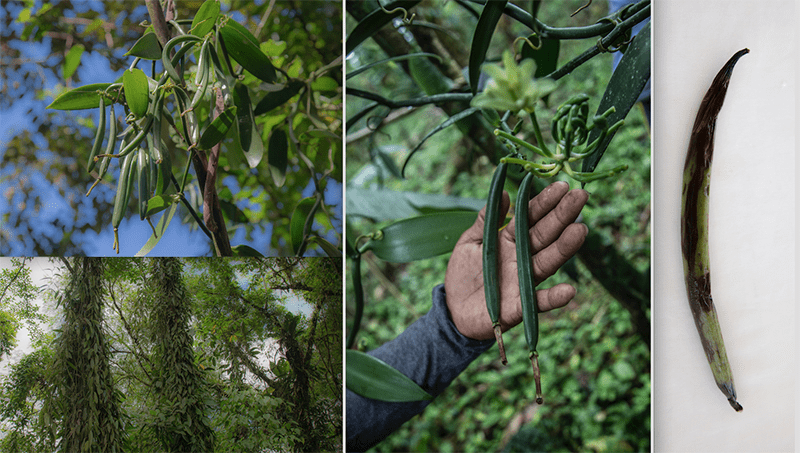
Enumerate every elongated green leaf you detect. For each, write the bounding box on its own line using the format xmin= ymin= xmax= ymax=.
xmin=253 ymin=80 xmax=304 ymax=116
xmin=346 ymin=350 xmax=433 ymax=402
xmin=469 ymin=0 xmax=507 ymax=94
xmin=362 ymin=211 xmax=478 ymax=263
xmin=408 ymin=52 xmax=452 ymax=95
xmin=125 ymin=32 xmax=162 ymax=60
xmin=347 ymin=188 xmax=484 ymax=221
xmin=581 ymin=21 xmax=650 ymax=176
xmin=123 ymin=68 xmax=149 ymax=118
xmin=232 ymin=82 xmax=264 ymax=167
xmin=47 ymin=83 xmax=112 ymax=110
xmin=135 ymin=202 xmax=178 ymax=257
xmin=191 ymin=0 xmax=220 ymax=37
xmin=63 ymin=44 xmax=84 ymax=80
xmin=345 ymin=0 xmax=421 ymax=55
xmin=290 ymin=197 xmax=317 ymax=254
xmin=268 ymin=127 xmax=288 ymax=186
xmin=219 ymin=19 xmax=277 ymax=83
xmin=347 ymin=53 xmax=442 ymax=80
xmin=197 ymin=106 xmax=237 ymax=150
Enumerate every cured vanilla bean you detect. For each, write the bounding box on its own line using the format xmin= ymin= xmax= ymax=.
xmin=681 ymin=48 xmax=748 ymax=412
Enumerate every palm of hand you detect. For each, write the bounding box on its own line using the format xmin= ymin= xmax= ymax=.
xmin=444 ymin=181 xmax=589 ymax=340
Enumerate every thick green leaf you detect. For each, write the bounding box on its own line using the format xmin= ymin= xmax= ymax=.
xmin=145 ymin=193 xmax=181 ymax=218
xmin=123 ymin=68 xmax=149 ymax=118
xmin=310 ymin=76 xmax=339 ymax=92
xmin=362 ymin=211 xmax=478 ymax=263
xmin=308 ymin=236 xmax=342 ymax=258
xmin=345 ymin=0 xmax=421 ymax=55
xmin=268 ymin=127 xmax=288 ymax=186
xmin=125 ymin=32 xmax=162 ymax=60
xmin=47 ymin=83 xmax=111 ymax=110
xmin=232 ymin=82 xmax=264 ymax=168
xmin=135 ymin=202 xmax=178 ymax=257
xmin=219 ymin=18 xmax=277 ymax=83
xmin=197 ymin=106 xmax=237 ymax=150
xmin=290 ymin=197 xmax=317 ymax=254
xmin=219 ymin=198 xmax=249 ymax=223
xmin=191 ymin=0 xmax=220 ymax=37
xmin=521 ymin=34 xmax=560 ymax=78
xmin=469 ymin=0 xmax=507 ymax=94
xmin=253 ymin=80 xmax=304 ymax=116
xmin=347 ymin=188 xmax=484 ymax=221
xmin=581 ymin=21 xmax=650 ymax=177
xmin=63 ymin=44 xmax=84 ymax=80
xmin=346 ymin=350 xmax=433 ymax=402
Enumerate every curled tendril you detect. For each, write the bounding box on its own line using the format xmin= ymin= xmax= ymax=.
xmin=513 ymin=35 xmax=542 ymax=59
xmin=570 ymin=0 xmax=592 ymax=17
xmin=379 ymin=1 xmax=415 ymax=26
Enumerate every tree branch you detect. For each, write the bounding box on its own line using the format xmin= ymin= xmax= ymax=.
xmin=145 ymin=0 xmax=170 ymax=47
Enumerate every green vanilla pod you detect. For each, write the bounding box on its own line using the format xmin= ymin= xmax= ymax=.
xmin=515 ymin=171 xmax=543 ymax=404
xmin=87 ymin=96 xmax=106 ymax=172
xmin=681 ymin=48 xmax=748 ymax=412
xmin=483 ymin=162 xmax=508 ymax=364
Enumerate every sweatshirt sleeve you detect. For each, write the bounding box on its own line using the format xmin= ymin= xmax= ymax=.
xmin=346 ymin=284 xmax=494 ymax=452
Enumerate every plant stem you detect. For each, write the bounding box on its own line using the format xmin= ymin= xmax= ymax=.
xmin=347 ymin=88 xmax=473 ymax=109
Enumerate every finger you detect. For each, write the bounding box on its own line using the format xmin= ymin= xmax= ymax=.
xmin=502 ymin=282 xmax=577 ymax=327
xmin=530 ymin=187 xmax=589 ymax=252
xmin=459 ymin=191 xmax=510 ymax=245
xmin=534 ymin=223 xmax=588 ymax=282
xmin=528 ymin=181 xmax=570 ymax=223
xmin=535 ymin=283 xmax=577 ymax=312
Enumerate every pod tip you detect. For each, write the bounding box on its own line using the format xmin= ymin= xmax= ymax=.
xmin=728 ymin=397 xmax=743 ymax=412
xmin=493 ymin=324 xmax=507 ymax=365
xmin=531 ymin=352 xmax=543 ymax=405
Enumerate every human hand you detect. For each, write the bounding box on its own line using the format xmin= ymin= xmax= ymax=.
xmin=444 ymin=181 xmax=589 ymax=340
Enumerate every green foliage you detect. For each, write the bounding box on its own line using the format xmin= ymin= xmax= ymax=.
xmin=0 ymin=257 xmax=342 ymax=453
xmin=52 ymin=258 xmax=125 ymax=452
xmin=2 ymin=1 xmax=342 ymax=256
xmin=150 ymin=258 xmax=215 ymax=452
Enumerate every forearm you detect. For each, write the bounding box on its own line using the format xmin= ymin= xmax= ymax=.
xmin=346 ymin=284 xmax=494 ymax=451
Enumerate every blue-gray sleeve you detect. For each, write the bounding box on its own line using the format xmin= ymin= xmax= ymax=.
xmin=346 ymin=284 xmax=494 ymax=452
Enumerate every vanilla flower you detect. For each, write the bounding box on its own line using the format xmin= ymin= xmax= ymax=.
xmin=471 ymin=50 xmax=557 ymax=113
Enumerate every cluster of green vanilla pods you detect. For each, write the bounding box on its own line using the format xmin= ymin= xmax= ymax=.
xmin=481 ymin=94 xmax=632 ymax=404
xmin=51 ymin=0 xmax=273 ymax=253
xmin=495 ymin=94 xmax=628 ymax=184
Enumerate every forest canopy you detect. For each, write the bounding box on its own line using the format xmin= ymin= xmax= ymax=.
xmin=0 ymin=256 xmax=342 ymax=452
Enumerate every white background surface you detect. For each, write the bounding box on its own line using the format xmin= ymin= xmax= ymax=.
xmin=652 ymin=1 xmax=796 ymax=452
